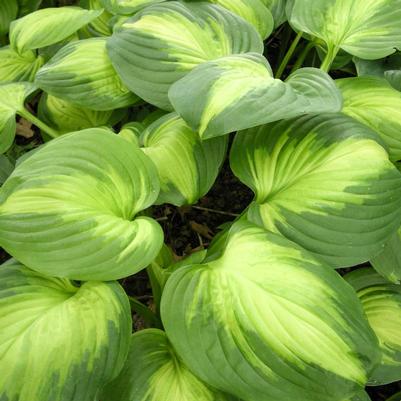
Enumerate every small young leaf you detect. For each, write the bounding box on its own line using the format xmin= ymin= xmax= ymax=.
xmin=38 ymin=93 xmax=123 ymax=136
xmin=288 ymin=0 xmax=401 ymax=60
xmin=0 ymin=259 xmax=131 ymax=401
xmin=139 ymin=113 xmax=228 ymax=206
xmin=230 ymin=114 xmax=401 ymax=267
xmin=36 ymin=37 xmax=138 ymax=111
xmin=10 ymin=6 xmax=103 ymax=53
xmin=161 ymin=221 xmax=380 ymax=401
xmin=346 ymin=268 xmax=401 ymax=385
xmin=101 ymin=329 xmax=235 ymax=401
xmin=0 ymin=46 xmax=44 ymax=84
xmin=169 ymin=53 xmax=342 ymax=139
xmin=107 ymin=1 xmax=263 ymax=110
xmin=0 ymin=129 xmax=164 ymax=280
xmin=337 ymin=77 xmax=401 ymax=162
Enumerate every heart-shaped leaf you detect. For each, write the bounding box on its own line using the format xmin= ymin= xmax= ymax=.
xmin=136 ymin=113 xmax=227 ymax=206
xmin=346 ymin=268 xmax=401 ymax=385
xmin=36 ymin=37 xmax=138 ymax=111
xmin=170 ymin=53 xmax=342 ymax=139
xmin=161 ymin=221 xmax=380 ymax=401
xmin=107 ymin=1 xmax=263 ymax=110
xmin=230 ymin=114 xmax=401 ymax=267
xmin=0 ymin=259 xmax=131 ymax=401
xmin=288 ymin=0 xmax=401 ymax=60
xmin=101 ymin=329 xmax=236 ymax=401
xmin=337 ymin=76 xmax=401 ymax=162
xmin=10 ymin=6 xmax=103 ymax=53
xmin=0 ymin=129 xmax=164 ymax=280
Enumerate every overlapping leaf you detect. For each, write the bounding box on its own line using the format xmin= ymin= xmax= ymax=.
xmin=0 ymin=82 xmax=36 ymax=154
xmin=101 ymin=329 xmax=236 ymax=401
xmin=10 ymin=6 xmax=102 ymax=54
xmin=107 ymin=1 xmax=263 ymax=110
xmin=354 ymin=54 xmax=401 ymax=92
xmin=0 ymin=259 xmax=131 ymax=401
xmin=36 ymin=37 xmax=138 ymax=111
xmin=0 ymin=129 xmax=164 ymax=280
xmin=370 ymin=227 xmax=401 ymax=284
xmin=288 ymin=0 xmax=401 ymax=60
xmin=100 ymin=0 xmax=166 ymax=14
xmin=230 ymin=114 xmax=401 ymax=267
xmin=161 ymin=221 xmax=380 ymax=401
xmin=38 ymin=93 xmax=123 ymax=137
xmin=170 ymin=53 xmax=342 ymax=139
xmin=264 ymin=0 xmax=286 ymax=26
xmin=188 ymin=0 xmax=274 ymax=39
xmin=337 ymin=77 xmax=401 ymax=162
xmin=137 ymin=113 xmax=227 ymax=205
xmin=0 ymin=46 xmax=44 ymax=83
xmin=346 ymin=268 xmax=401 ymax=385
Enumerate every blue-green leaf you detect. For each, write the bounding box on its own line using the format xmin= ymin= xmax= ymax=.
xmin=36 ymin=37 xmax=138 ymax=111
xmin=170 ymin=53 xmax=342 ymax=139
xmin=230 ymin=114 xmax=401 ymax=267
xmin=0 ymin=129 xmax=164 ymax=280
xmin=107 ymin=1 xmax=263 ymax=110
xmin=161 ymin=221 xmax=380 ymax=401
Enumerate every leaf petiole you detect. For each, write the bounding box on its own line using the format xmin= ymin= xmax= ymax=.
xmin=17 ymin=108 xmax=60 ymax=139
xmin=275 ymin=31 xmax=303 ymax=79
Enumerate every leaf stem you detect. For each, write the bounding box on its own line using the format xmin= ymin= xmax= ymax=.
xmin=18 ymin=108 xmax=60 ymax=139
xmin=275 ymin=31 xmax=303 ymax=79
xmin=128 ymin=296 xmax=163 ymax=329
xmin=320 ymin=46 xmax=339 ymax=73
xmin=290 ymin=41 xmax=315 ymax=74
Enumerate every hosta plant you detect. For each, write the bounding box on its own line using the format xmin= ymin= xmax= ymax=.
xmin=1 ymin=1 xmax=401 ymax=401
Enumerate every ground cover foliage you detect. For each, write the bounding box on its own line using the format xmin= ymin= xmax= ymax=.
xmin=1 ymin=0 xmax=401 ymax=401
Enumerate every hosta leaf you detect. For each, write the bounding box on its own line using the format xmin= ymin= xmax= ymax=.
xmin=171 ymin=54 xmax=343 ymax=138
xmin=139 ymin=113 xmax=227 ymax=206
xmin=170 ymin=53 xmax=342 ymax=139
xmin=82 ymin=0 xmax=114 ymax=36
xmin=161 ymin=221 xmax=380 ymax=401
xmin=100 ymin=0 xmax=166 ymax=14
xmin=36 ymin=37 xmax=138 ymax=111
xmin=230 ymin=114 xmax=401 ymax=268
xmin=288 ymin=0 xmax=401 ymax=59
xmin=107 ymin=1 xmax=263 ymax=110
xmin=370 ymin=228 xmax=401 ymax=284
xmin=0 ymin=46 xmax=44 ymax=83
xmin=10 ymin=6 xmax=103 ymax=54
xmin=346 ymin=268 xmax=401 ymax=385
xmin=0 ymin=0 xmax=18 ymax=35
xmin=264 ymin=0 xmax=286 ymax=26
xmin=37 ymin=93 xmax=123 ymax=136
xmin=387 ymin=392 xmax=401 ymax=401
xmin=0 ymin=129 xmax=164 ymax=280
xmin=0 ymin=259 xmax=131 ymax=401
xmin=354 ymin=54 xmax=401 ymax=92
xmin=350 ymin=391 xmax=372 ymax=401
xmin=186 ymin=0 xmax=274 ymax=39
xmin=101 ymin=329 xmax=235 ymax=401
xmin=0 ymin=82 xmax=36 ymax=154
xmin=337 ymin=77 xmax=401 ymax=162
